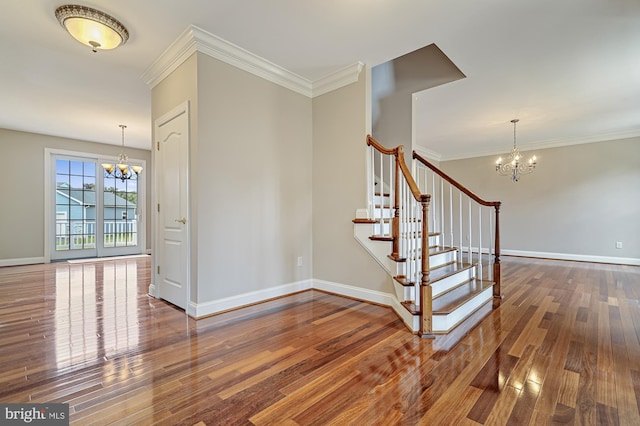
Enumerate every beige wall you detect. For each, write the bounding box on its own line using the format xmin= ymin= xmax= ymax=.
xmin=0 ymin=128 xmax=152 ymax=263
xmin=195 ymin=53 xmax=313 ymax=302
xmin=312 ymin=69 xmax=393 ymax=293
xmin=440 ymin=137 xmax=640 ymax=261
xmin=151 ymin=52 xmax=313 ymax=305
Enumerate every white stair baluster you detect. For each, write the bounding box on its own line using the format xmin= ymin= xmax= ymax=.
xmin=431 ymin=171 xmax=436 ymax=232
xmin=478 ymin=206 xmax=483 ymax=279
xmin=449 ymin=184 xmax=453 ymax=249
xmin=489 ymin=207 xmax=494 ymax=281
xmin=468 ymin=198 xmax=472 ymax=264
xmin=459 ymin=191 xmax=463 ymax=259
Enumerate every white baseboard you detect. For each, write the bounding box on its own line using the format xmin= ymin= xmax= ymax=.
xmin=313 ymin=279 xmax=395 ymax=306
xmin=185 ymin=278 xmax=418 ymax=331
xmin=0 ymin=257 xmax=45 ymax=267
xmin=312 ymin=279 xmax=419 ymax=332
xmin=190 ymin=279 xmax=313 ymax=318
xmin=502 ymin=249 xmax=640 ymax=266
xmin=148 ymin=283 xmax=158 ymax=298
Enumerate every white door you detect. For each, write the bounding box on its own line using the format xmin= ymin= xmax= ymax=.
xmin=155 ymin=102 xmax=190 ymax=309
xmin=50 ymin=154 xmax=143 ymax=261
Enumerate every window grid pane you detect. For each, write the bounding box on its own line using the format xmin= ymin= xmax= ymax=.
xmin=55 ymin=159 xmax=96 ymax=251
xmin=103 ymin=172 xmax=138 ymax=248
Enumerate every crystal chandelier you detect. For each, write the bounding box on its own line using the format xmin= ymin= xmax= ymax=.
xmin=495 ymin=119 xmax=536 ymax=182
xmin=101 ymin=125 xmax=142 ymax=181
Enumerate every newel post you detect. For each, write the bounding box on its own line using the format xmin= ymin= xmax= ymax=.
xmin=420 ymin=195 xmax=433 ymax=337
xmin=493 ymin=203 xmax=502 ymax=298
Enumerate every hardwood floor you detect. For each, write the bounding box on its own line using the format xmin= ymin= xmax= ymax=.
xmin=0 ymin=256 xmax=639 ymax=425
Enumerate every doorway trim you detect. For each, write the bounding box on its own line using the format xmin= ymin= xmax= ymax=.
xmin=44 ymin=147 xmax=147 ymax=263
xmin=149 ymin=100 xmax=191 ymax=314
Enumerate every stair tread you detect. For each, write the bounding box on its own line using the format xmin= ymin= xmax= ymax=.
xmin=428 ymin=262 xmax=475 ymax=283
xmin=432 ymin=279 xmax=494 ymax=314
xmin=430 ymin=246 xmax=457 ymax=255
xmin=401 ymin=301 xmax=420 ymax=315
xmin=352 ymin=218 xmax=377 ymax=224
xmin=369 ymin=235 xmax=393 ymax=242
xmin=393 ymin=275 xmax=414 ymax=286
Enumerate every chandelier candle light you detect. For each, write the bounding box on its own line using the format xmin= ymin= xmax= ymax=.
xmin=102 ymin=125 xmax=142 ymax=181
xmin=495 ymin=119 xmax=537 ymax=182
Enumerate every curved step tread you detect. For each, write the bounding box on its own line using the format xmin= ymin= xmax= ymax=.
xmin=401 ymin=301 xmax=420 ymax=315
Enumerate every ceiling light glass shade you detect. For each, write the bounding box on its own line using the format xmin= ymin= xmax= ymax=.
xmin=55 ymin=5 xmax=129 ymax=52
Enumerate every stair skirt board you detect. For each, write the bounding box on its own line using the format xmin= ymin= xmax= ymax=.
xmin=354 ymin=223 xmax=395 ymax=274
xmin=432 ymin=286 xmax=494 ymax=334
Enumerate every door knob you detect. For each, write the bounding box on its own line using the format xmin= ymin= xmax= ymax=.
xmin=175 ymin=217 xmax=187 ymax=224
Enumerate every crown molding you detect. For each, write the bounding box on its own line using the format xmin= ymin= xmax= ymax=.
xmin=312 ymin=62 xmax=364 ymax=97
xmin=141 ymin=26 xmax=198 ymax=89
xmin=412 ymin=146 xmax=442 ymax=163
xmin=142 ymin=25 xmax=312 ymax=96
xmin=428 ymin=129 xmax=640 ymax=162
xmin=142 ymin=25 xmax=364 ymax=98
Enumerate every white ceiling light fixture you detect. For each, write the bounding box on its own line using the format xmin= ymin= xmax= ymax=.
xmin=55 ymin=4 xmax=129 ymax=52
xmin=495 ymin=119 xmax=537 ymax=182
xmin=102 ymin=125 xmax=142 ymax=181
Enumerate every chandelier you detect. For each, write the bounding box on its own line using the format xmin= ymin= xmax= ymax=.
xmin=102 ymin=125 xmax=142 ymax=181
xmin=55 ymin=5 xmax=129 ymax=53
xmin=495 ymin=119 xmax=536 ymax=182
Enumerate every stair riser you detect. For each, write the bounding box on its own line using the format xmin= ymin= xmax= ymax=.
xmin=432 ymin=286 xmax=493 ymax=333
xmin=431 ymin=268 xmax=476 ymax=298
xmin=394 ymin=249 xmax=458 ymax=276
xmin=429 ymin=250 xmax=457 ymax=269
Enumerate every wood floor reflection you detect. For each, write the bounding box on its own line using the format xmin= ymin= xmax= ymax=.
xmin=0 ymin=256 xmax=639 ymax=425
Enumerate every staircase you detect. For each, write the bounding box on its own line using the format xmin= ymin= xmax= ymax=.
xmin=354 ymin=136 xmax=501 ymax=337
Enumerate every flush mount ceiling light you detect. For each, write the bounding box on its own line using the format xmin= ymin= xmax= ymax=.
xmin=55 ymin=4 xmax=129 ymax=52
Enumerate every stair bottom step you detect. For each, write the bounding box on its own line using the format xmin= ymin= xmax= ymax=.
xmin=432 ymin=285 xmax=494 ymax=334
xmin=432 ymin=300 xmax=494 ymax=349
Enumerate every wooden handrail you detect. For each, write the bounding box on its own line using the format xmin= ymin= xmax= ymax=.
xmin=412 ymin=151 xmax=500 ymax=208
xmin=367 ymin=136 xmax=430 ymax=204
xmin=366 ymin=134 xmax=399 ymax=156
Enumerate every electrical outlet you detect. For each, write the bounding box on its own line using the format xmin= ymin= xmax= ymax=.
xmin=297 ymin=256 xmax=303 ymax=266
xmin=616 ymin=242 xmax=622 ymax=249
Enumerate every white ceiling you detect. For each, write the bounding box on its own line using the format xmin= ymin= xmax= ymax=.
xmin=0 ymin=0 xmax=639 ymax=157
